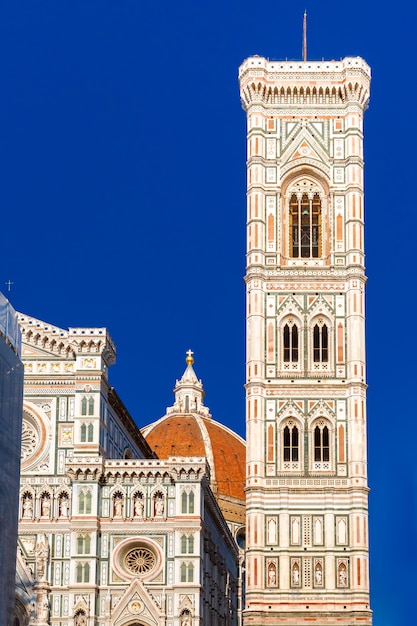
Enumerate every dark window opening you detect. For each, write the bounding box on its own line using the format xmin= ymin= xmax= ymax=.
xmin=284 ymin=324 xmax=298 ymax=362
xmin=290 ymin=193 xmax=322 ymax=258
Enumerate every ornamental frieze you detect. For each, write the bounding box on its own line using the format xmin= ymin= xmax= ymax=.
xmin=265 ymin=283 xmax=345 ymax=291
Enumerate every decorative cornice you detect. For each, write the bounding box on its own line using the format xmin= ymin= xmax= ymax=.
xmin=18 ymin=313 xmax=117 ymax=367
xmin=239 ymin=56 xmax=371 ymax=112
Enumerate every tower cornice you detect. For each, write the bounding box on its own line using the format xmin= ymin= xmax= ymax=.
xmin=239 ymin=56 xmax=370 ymax=111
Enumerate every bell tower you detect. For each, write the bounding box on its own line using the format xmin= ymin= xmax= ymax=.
xmin=239 ymin=54 xmax=371 ymax=625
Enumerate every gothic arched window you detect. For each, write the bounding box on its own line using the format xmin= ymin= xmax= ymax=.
xmin=78 ymin=490 xmax=92 ymax=515
xmin=287 ymin=180 xmax=323 ymax=259
xmin=181 ymin=490 xmax=194 ymax=514
xmin=80 ymin=422 xmax=94 ymax=443
xmin=180 ymin=561 xmax=194 ymax=582
xmin=314 ymin=424 xmax=330 ymax=462
xmin=77 ymin=534 xmax=91 ymax=554
xmin=180 ymin=534 xmax=194 ymax=554
xmin=181 ymin=491 xmax=187 ymax=514
xmin=283 ymin=423 xmax=299 ymax=462
xmin=188 ymin=491 xmax=194 ymax=514
xmin=313 ymin=323 xmax=328 ymax=362
xmin=76 ymin=562 xmax=90 ymax=583
xmin=283 ymin=323 xmax=298 ymax=362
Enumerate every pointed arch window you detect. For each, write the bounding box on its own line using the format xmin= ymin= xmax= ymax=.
xmin=283 ymin=423 xmax=299 ymax=462
xmin=180 ymin=561 xmax=194 ymax=582
xmin=181 ymin=491 xmax=188 ymax=514
xmin=289 ymin=192 xmax=321 ymax=258
xmin=77 ymin=534 xmax=91 ymax=554
xmin=181 ymin=490 xmax=195 ymax=514
xmin=181 ymin=534 xmax=194 ymax=554
xmin=314 ymin=424 xmax=330 ymax=462
xmin=189 ymin=491 xmax=194 ymax=514
xmin=81 ymin=396 xmax=94 ymax=417
xmin=313 ymin=323 xmax=328 ymax=362
xmin=80 ymin=422 xmax=94 ymax=443
xmin=78 ymin=490 xmax=92 ymax=515
xmin=283 ymin=323 xmax=298 ymax=362
xmin=76 ymin=562 xmax=90 ymax=583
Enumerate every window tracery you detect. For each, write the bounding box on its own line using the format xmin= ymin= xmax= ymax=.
xmin=77 ymin=534 xmax=91 ymax=554
xmin=311 ymin=418 xmax=332 ymax=471
xmin=284 ymin=178 xmax=327 ymax=261
xmin=80 ymin=422 xmax=94 ymax=443
xmin=181 ymin=489 xmax=194 ymax=514
xmin=181 ymin=534 xmax=194 ymax=554
xmin=75 ymin=562 xmax=90 ymax=583
xmin=78 ymin=489 xmax=92 ymax=514
xmin=282 ymin=420 xmax=300 ymax=470
xmin=81 ymin=396 xmax=94 ymax=417
xmin=283 ymin=320 xmax=298 ymax=363
xmin=21 ymin=420 xmax=39 ymax=461
xmin=279 ymin=316 xmax=301 ymax=372
xmin=313 ymin=319 xmax=328 ymax=363
xmin=124 ymin=546 xmax=156 ymax=575
xmin=180 ymin=562 xmax=194 ymax=582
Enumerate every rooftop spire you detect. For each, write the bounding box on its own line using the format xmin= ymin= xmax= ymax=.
xmin=303 ymin=10 xmax=307 ymax=62
xmin=166 ymin=351 xmax=211 ymax=417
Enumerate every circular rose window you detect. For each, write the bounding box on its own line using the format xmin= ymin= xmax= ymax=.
xmin=21 ymin=420 xmax=40 ymax=461
xmin=20 ymin=404 xmax=48 ymax=470
xmin=112 ymin=538 xmax=161 ymax=581
xmin=125 ymin=547 xmax=156 ymax=575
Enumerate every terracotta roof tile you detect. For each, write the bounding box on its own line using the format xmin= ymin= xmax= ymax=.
xmin=144 ymin=415 xmax=246 ymax=502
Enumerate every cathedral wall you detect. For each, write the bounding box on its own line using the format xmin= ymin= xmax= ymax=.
xmin=0 ymin=295 xmax=24 ymax=626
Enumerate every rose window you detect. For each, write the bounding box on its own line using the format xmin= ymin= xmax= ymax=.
xmin=21 ymin=420 xmax=39 ymax=461
xmin=124 ymin=547 xmax=156 ymax=575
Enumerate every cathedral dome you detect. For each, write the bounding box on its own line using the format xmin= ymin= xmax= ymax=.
xmin=141 ymin=352 xmax=246 ymax=524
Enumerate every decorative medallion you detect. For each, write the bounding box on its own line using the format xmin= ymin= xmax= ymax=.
xmin=129 ymin=600 xmax=142 ymax=614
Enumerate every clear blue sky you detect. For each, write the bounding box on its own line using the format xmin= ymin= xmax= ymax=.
xmin=1 ymin=2 xmax=415 ymax=624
